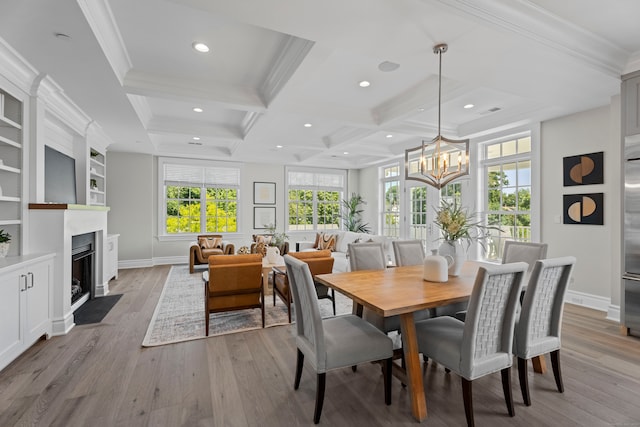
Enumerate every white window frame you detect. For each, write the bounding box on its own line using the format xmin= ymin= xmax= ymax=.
xmin=380 ymin=162 xmax=402 ymax=238
xmin=157 ymin=157 xmax=243 ymax=241
xmin=285 ymin=166 xmax=347 ymax=232
xmin=475 ymin=125 xmax=541 ymax=260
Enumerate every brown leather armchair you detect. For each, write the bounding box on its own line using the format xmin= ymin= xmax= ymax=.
xmin=272 ymin=250 xmax=335 ymax=322
xmin=189 ymin=234 xmax=235 ymax=273
xmin=203 ymin=253 xmax=264 ymax=336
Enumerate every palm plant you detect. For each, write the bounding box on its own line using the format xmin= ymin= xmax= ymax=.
xmin=339 ymin=193 xmax=371 ymax=233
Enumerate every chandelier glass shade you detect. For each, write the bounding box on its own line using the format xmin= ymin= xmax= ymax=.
xmin=405 ymin=43 xmax=469 ymax=189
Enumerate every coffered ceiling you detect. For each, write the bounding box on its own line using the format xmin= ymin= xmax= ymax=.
xmin=1 ymin=0 xmax=639 ymax=169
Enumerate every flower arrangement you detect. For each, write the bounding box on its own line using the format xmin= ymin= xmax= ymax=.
xmin=433 ymin=199 xmax=497 ymax=249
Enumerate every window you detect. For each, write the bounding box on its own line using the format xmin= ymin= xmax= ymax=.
xmin=160 ymin=158 xmax=240 ymax=236
xmin=381 ymin=164 xmax=400 ymax=237
xmin=286 ymin=167 xmax=345 ymax=231
xmin=482 ymin=135 xmax=533 ymax=261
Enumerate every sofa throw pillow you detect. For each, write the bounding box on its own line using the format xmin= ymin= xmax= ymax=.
xmin=317 ymin=233 xmax=337 ymax=251
xmin=199 ymin=237 xmax=223 ymax=249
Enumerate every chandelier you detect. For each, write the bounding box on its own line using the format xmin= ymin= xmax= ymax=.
xmin=405 ymin=43 xmax=469 ymax=189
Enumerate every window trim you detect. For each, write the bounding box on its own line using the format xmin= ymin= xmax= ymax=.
xmin=285 ymin=166 xmax=347 ymax=232
xmin=476 ymin=125 xmax=541 ymax=256
xmin=157 ymin=157 xmax=243 ymax=241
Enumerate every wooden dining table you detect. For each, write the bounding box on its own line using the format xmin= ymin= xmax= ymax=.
xmin=315 ymin=261 xmax=482 ymax=422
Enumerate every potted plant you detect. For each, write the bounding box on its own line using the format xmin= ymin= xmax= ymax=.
xmin=264 ymin=223 xmax=288 ymax=261
xmin=339 ymin=193 xmax=371 ymax=233
xmin=0 ymin=229 xmax=11 ymax=257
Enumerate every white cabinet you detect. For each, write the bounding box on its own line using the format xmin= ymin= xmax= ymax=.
xmin=0 ymin=254 xmax=54 ymax=372
xmin=0 ymin=87 xmax=23 ymax=255
xmin=106 ymin=234 xmax=119 ymax=281
xmin=89 ymin=148 xmax=106 ymax=206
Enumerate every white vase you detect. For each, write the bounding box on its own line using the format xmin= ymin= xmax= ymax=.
xmin=0 ymin=242 xmax=9 ymax=257
xmin=266 ymin=246 xmax=280 ymax=264
xmin=423 ymin=249 xmax=452 ymax=282
xmin=438 ymin=240 xmax=466 ymax=277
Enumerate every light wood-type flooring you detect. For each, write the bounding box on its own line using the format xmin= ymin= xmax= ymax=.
xmin=1 ymin=265 xmax=640 ymax=426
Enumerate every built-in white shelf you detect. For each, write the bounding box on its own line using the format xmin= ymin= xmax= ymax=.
xmin=0 ymin=135 xmax=21 ymax=149
xmin=0 ymin=219 xmax=21 ymax=226
xmin=0 ymin=196 xmax=20 ymax=202
xmin=0 ymin=115 xmax=21 ymax=130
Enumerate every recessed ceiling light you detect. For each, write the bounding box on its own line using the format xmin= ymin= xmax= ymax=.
xmin=193 ymin=107 xmax=203 ymax=113
xmin=192 ymin=137 xmax=200 ymax=140
xmin=343 ymin=151 xmax=349 ymax=155
xmin=192 ymin=42 xmax=210 ymax=53
xmin=386 ymin=134 xmax=393 ymax=138
xmin=464 ymin=104 xmax=475 ymax=109
xmin=276 ymin=145 xmax=283 ymax=148
xmin=418 ymin=108 xmax=425 ymax=112
xmin=359 ymin=80 xmax=371 ymax=88
xmin=304 ymin=123 xmax=312 ymax=128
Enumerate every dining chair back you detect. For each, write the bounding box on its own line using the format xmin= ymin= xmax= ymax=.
xmin=502 ymin=241 xmax=548 ymax=273
xmin=347 ymin=242 xmax=401 ymax=333
xmin=392 ymin=239 xmax=425 ymax=266
xmin=514 ymin=256 xmax=575 ymax=406
xmin=347 ymin=241 xmax=386 ymax=271
xmin=284 ymin=255 xmax=393 ymax=424
xmin=415 ymin=261 xmax=528 ymax=427
xmin=454 ymin=240 xmax=548 ymax=322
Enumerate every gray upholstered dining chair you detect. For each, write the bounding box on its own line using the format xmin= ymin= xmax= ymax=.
xmin=348 ymin=242 xmax=401 ymax=333
xmin=502 ymin=240 xmax=548 ymax=273
xmin=415 ymin=262 xmax=528 ymax=427
xmin=514 ymin=256 xmax=575 ymax=406
xmin=392 ymin=239 xmax=425 ymax=267
xmin=284 ymin=255 xmax=393 ymax=424
xmin=454 ymin=240 xmax=548 ymax=321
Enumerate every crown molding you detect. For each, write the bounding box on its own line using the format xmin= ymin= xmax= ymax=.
xmin=0 ymin=36 xmax=39 ymax=95
xmin=260 ymin=36 xmax=314 ymax=106
xmin=77 ymin=0 xmax=132 ymax=84
xmin=432 ymin=0 xmax=627 ymax=77
xmin=35 ymin=75 xmax=92 ymax=136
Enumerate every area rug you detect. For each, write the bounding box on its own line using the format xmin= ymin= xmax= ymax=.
xmin=142 ymin=265 xmax=352 ymax=347
xmin=74 ymin=294 xmax=123 ymax=325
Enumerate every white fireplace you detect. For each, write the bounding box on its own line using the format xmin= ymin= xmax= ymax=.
xmin=29 ymin=204 xmax=110 ymax=335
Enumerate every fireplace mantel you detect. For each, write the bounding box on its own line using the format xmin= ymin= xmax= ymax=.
xmin=29 ymin=207 xmax=109 ymax=335
xmin=29 ymin=203 xmax=110 ymax=211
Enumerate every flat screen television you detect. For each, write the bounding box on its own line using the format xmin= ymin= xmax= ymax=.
xmin=45 ymin=145 xmax=77 ymax=204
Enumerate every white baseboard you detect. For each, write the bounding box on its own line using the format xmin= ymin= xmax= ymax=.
xmin=607 ymin=304 xmax=621 ymax=323
xmin=565 ymin=290 xmax=611 ymax=313
xmin=117 ymin=256 xmax=188 ymax=269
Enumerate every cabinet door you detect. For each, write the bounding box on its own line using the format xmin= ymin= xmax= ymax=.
xmin=624 ymin=75 xmax=640 ymax=136
xmin=0 ymin=270 xmax=24 ymax=369
xmin=25 ymin=261 xmax=51 ymax=343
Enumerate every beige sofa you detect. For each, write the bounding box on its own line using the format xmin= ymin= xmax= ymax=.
xmin=298 ymin=231 xmax=394 ymax=273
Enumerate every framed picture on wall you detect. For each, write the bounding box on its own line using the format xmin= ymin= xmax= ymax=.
xmin=253 ymin=181 xmax=276 ymax=204
xmin=563 ymin=151 xmax=604 ymax=186
xmin=254 ymin=206 xmax=276 ymax=229
xmin=563 ymin=193 xmax=604 ymax=225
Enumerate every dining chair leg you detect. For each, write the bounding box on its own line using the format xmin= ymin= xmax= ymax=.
xmin=383 ymin=357 xmax=392 ymax=405
xmin=351 ymin=365 xmax=357 ymax=372
xmin=501 ymin=367 xmax=515 ymax=417
xmin=331 ymin=289 xmax=336 ymax=315
xmin=294 ymin=349 xmax=304 ymax=390
xmin=314 ymin=373 xmax=326 ymax=424
xmin=272 ymin=288 xmax=276 ymax=307
xmin=518 ymin=357 xmax=531 ymax=406
xmin=461 ymin=377 xmax=474 ymax=427
xmin=551 ymin=350 xmax=564 ymax=393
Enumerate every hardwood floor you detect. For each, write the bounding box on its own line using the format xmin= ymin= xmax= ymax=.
xmin=1 ymin=265 xmax=640 ymax=426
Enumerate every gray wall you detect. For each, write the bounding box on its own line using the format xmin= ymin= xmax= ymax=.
xmin=106 ymin=152 xmax=154 ymax=264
